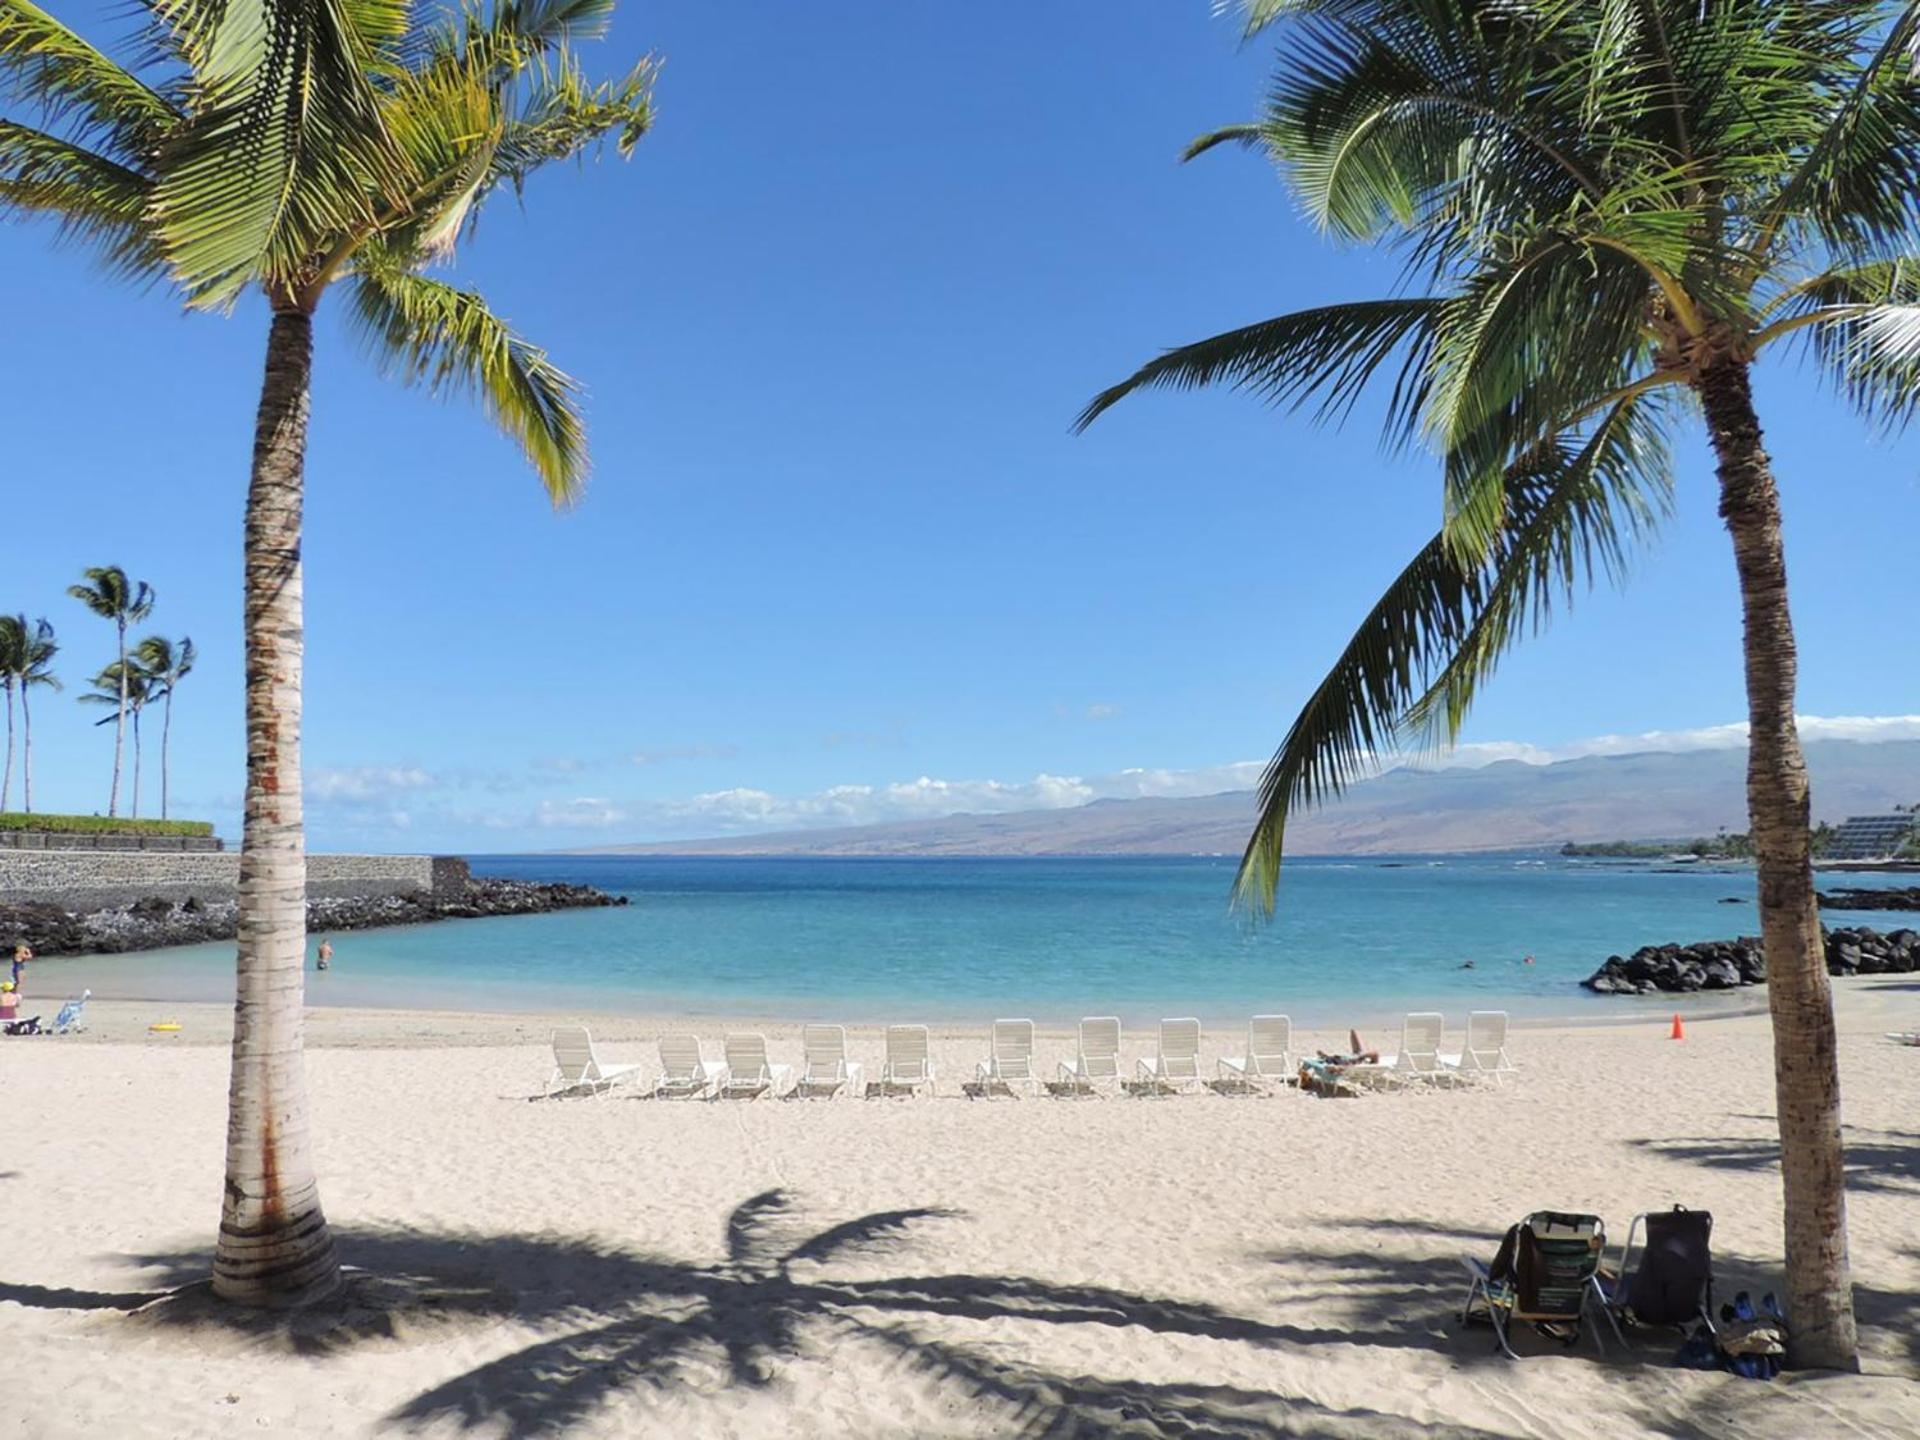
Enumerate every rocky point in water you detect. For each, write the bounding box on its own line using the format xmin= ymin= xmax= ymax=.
xmin=1819 ymin=885 xmax=1920 ymax=912
xmin=1583 ymin=925 xmax=1918 ymax=994
xmin=0 ymin=876 xmax=627 ymax=957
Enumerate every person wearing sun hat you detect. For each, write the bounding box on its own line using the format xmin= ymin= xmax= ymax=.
xmin=0 ymin=982 xmax=17 ymax=1027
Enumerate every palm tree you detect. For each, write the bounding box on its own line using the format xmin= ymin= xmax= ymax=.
xmin=1077 ymin=0 xmax=1920 ymax=1369
xmin=0 ymin=615 xmax=20 ymax=813
xmin=1 ymin=2 xmax=651 ymax=1305
xmin=80 ymin=659 xmax=154 ymax=819
xmin=133 ymin=635 xmax=195 ymax=821
xmin=66 ymin=566 xmax=154 ymax=817
xmin=0 ymin=615 xmax=60 ymax=814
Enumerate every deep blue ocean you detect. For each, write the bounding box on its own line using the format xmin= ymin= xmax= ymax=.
xmin=45 ymin=854 xmax=1919 ymax=1026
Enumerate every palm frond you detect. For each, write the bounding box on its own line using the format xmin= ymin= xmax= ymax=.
xmin=1754 ymin=3 xmax=1920 ymax=257
xmin=147 ymin=0 xmax=414 ymax=306
xmin=1424 ymin=226 xmax=1666 ymax=562
xmin=1075 ymin=297 xmax=1440 ymax=439
xmin=0 ymin=120 xmax=161 ymax=275
xmin=348 ymin=248 xmax=587 ymax=501
xmin=0 ymin=1 xmax=180 ymax=159
xmin=491 ymin=47 xmax=654 ymax=189
xmin=1233 ymin=389 xmax=1672 ymax=913
xmin=1767 ymin=257 xmax=1920 ymax=429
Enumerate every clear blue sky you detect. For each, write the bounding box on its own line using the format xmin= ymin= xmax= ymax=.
xmin=4 ymin=2 xmax=1917 ymax=852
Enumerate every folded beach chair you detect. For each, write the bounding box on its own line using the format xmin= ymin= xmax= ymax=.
xmin=544 ymin=1025 xmax=643 ymax=1099
xmin=1386 ymin=1012 xmax=1454 ymax=1088
xmin=1460 ymin=1211 xmax=1610 ymax=1358
xmin=795 ymin=1023 xmax=864 ymax=1098
xmin=1218 ymin=1014 xmax=1292 ymax=1091
xmin=1137 ymin=1017 xmax=1203 ymax=1093
xmin=716 ymin=1033 xmax=793 ymax=1100
xmin=1058 ymin=1015 xmax=1122 ymax=1095
xmin=654 ymin=1033 xmax=722 ymax=1099
xmin=1442 ymin=1010 xmax=1516 ymax=1085
xmin=51 ymin=990 xmax=90 ymax=1035
xmin=974 ymin=1018 xmax=1038 ymax=1096
xmin=1594 ymin=1206 xmax=1714 ymax=1336
xmin=880 ymin=1023 xmax=936 ymax=1096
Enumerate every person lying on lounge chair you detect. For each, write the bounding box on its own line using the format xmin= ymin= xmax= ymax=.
xmin=1317 ymin=1029 xmax=1382 ymax=1066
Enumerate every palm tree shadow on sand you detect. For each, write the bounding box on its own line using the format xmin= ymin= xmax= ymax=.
xmin=0 ymin=1191 xmax=1530 ymax=1438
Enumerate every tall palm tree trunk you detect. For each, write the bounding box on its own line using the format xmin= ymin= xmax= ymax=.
xmin=2 ymin=682 xmax=13 ymax=813
xmin=213 ymin=308 xmax=339 ymax=1306
xmin=131 ymin=706 xmax=142 ymax=820
xmin=20 ymin=683 xmax=32 ymax=814
xmin=161 ymin=689 xmax=173 ymax=821
xmin=110 ymin=615 xmax=126 ymax=817
xmin=1697 ymin=356 xmax=1858 ymax=1371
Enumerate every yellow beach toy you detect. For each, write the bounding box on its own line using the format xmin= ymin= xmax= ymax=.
xmin=148 ymin=1020 xmax=182 ymax=1034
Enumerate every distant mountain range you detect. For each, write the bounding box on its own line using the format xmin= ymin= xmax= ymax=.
xmin=572 ymin=739 xmax=1920 ymax=858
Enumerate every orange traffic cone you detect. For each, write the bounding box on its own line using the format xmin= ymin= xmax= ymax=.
xmin=1670 ymin=1013 xmax=1685 ymax=1041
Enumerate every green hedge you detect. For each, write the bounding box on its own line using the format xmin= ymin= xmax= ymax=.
xmin=0 ymin=813 xmax=214 ymax=837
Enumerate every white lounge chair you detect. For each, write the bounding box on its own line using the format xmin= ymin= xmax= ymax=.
xmin=879 ymin=1023 xmax=936 ymax=1096
xmin=544 ymin=1025 xmax=643 ymax=1099
xmin=795 ymin=1023 xmax=864 ymax=1098
xmin=654 ymin=1033 xmax=722 ymax=1099
xmin=1442 ymin=1010 xmax=1517 ymax=1084
xmin=1058 ymin=1015 xmax=1122 ymax=1095
xmin=1219 ymin=1014 xmax=1293 ymax=1092
xmin=974 ymin=1017 xmax=1039 ymax=1096
xmin=716 ymin=1033 xmax=793 ymax=1100
xmin=1137 ymin=1017 xmax=1203 ymax=1093
xmin=1386 ymin=1012 xmax=1455 ymax=1088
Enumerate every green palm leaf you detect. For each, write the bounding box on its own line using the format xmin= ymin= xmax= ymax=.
xmin=1075 ymin=297 xmax=1441 ymax=439
xmin=0 ymin=120 xmax=159 ymax=273
xmin=147 ymin=0 xmax=414 ymax=307
xmin=0 ymin=1 xmax=180 ymax=158
xmin=349 ymin=250 xmax=586 ymax=501
xmin=1233 ymin=391 xmax=1673 ymax=913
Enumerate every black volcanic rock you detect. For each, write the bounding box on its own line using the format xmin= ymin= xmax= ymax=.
xmin=1583 ymin=926 xmax=1916 ymax=994
xmin=0 ymin=877 xmax=626 ymax=958
xmin=1820 ymin=886 xmax=1920 ymax=912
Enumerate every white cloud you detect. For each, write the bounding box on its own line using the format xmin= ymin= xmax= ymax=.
xmin=1443 ymin=714 xmax=1920 ymax=769
xmin=306 ymin=715 xmax=1920 ymax=844
xmin=1085 ymin=703 xmax=1121 ymax=721
xmin=536 ymin=796 xmax=629 ymax=829
xmin=307 ymin=765 xmax=438 ymax=802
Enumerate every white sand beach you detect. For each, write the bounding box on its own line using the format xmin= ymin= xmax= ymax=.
xmin=1 ymin=983 xmax=1916 ymax=1439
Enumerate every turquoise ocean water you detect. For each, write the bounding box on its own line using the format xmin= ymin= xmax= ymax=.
xmin=41 ymin=855 xmax=1919 ymax=1026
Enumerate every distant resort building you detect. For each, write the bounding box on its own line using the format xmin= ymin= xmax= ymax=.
xmin=1826 ymin=813 xmax=1919 ymax=860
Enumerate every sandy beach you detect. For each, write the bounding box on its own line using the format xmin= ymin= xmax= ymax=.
xmin=1 ymin=982 xmax=1916 ymax=1439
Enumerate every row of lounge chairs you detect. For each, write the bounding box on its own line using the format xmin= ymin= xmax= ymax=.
xmin=542 ymin=1011 xmax=1518 ymax=1100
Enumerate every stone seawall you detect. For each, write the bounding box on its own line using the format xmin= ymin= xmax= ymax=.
xmin=0 ymin=850 xmax=437 ymax=912
xmin=0 ymin=831 xmax=224 ymax=852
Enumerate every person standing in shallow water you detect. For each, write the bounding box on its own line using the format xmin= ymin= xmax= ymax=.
xmin=11 ymin=944 xmax=31 ymax=990
xmin=315 ymin=939 xmax=332 ymax=972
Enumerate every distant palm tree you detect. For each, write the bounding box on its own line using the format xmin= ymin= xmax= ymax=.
xmin=133 ymin=635 xmax=195 ymax=821
xmin=81 ymin=659 xmax=154 ymax=819
xmin=0 ymin=615 xmax=60 ymax=814
xmin=0 ymin=615 xmax=21 ymax=812
xmin=1078 ymin=0 xmax=1920 ymax=1369
xmin=3 ymin=1 xmax=651 ymax=1305
xmin=66 ymin=567 xmax=154 ymax=817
